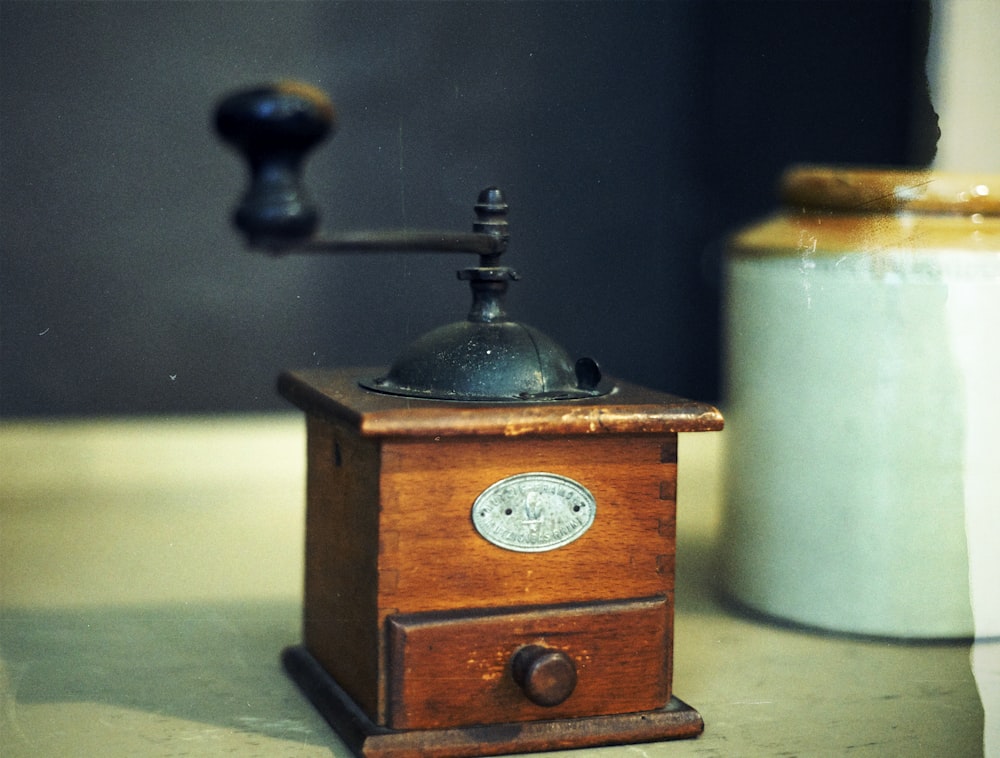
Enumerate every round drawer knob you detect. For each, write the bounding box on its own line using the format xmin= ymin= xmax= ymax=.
xmin=510 ymin=644 xmax=577 ymax=707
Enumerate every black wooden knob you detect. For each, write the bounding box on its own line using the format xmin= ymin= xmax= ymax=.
xmin=510 ymin=644 xmax=577 ymax=707
xmin=215 ymin=81 xmax=336 ymax=246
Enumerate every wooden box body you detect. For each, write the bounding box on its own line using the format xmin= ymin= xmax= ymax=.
xmin=279 ymin=368 xmax=722 ymax=751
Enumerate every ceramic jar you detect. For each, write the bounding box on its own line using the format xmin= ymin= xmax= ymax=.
xmin=720 ymin=165 xmax=1000 ymax=639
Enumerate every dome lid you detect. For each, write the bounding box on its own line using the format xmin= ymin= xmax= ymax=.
xmin=361 ymin=319 xmax=607 ymax=402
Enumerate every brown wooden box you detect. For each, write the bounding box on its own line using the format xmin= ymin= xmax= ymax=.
xmin=278 ymin=367 xmax=722 ymax=756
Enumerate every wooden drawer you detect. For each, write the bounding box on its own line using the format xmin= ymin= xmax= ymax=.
xmin=385 ymin=595 xmax=670 ymax=730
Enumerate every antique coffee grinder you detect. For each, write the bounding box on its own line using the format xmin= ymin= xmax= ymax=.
xmin=215 ymin=81 xmax=722 ymax=757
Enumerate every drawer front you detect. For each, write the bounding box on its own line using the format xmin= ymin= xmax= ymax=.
xmin=385 ymin=595 xmax=670 ymax=730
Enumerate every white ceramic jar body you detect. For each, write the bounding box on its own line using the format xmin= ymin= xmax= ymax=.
xmin=721 ymin=167 xmax=1000 ymax=638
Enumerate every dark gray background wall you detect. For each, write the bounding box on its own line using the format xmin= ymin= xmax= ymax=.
xmin=1 ymin=1 xmax=933 ymax=417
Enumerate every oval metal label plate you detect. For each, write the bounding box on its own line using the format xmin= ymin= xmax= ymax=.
xmin=471 ymin=472 xmax=596 ymax=552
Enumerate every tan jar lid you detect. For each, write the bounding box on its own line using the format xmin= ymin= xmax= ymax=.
xmin=780 ymin=165 xmax=1000 ymax=215
xmin=731 ymin=165 xmax=1000 ymax=257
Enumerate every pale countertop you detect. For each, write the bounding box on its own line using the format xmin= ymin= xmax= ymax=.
xmin=0 ymin=414 xmax=991 ymax=757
